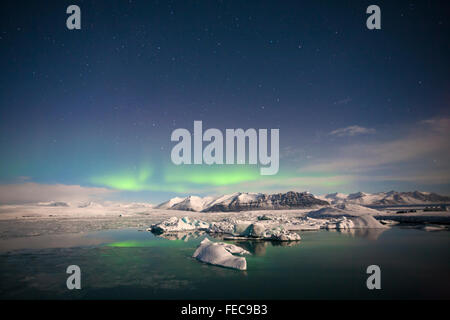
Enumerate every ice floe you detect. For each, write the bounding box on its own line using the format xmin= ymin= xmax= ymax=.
xmin=192 ymin=238 xmax=250 ymax=270
xmin=325 ymin=215 xmax=387 ymax=230
xmin=150 ymin=217 xmax=210 ymax=233
xmin=240 ymin=223 xmax=302 ymax=241
xmin=379 ymin=220 xmax=400 ymax=226
xmin=422 ymin=225 xmax=447 ymax=232
xmin=149 ymin=211 xmax=387 ymax=243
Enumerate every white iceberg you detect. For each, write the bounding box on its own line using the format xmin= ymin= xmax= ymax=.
xmin=325 ymin=215 xmax=387 ymax=230
xmin=244 ymin=223 xmax=302 ymax=241
xmin=379 ymin=220 xmax=400 ymax=226
xmin=262 ymin=227 xmax=302 ymax=241
xmin=285 ymin=217 xmax=326 ymax=231
xmin=207 ymin=218 xmax=252 ymax=235
xmin=150 ymin=217 xmax=210 ymax=233
xmin=192 ymin=238 xmax=250 ymax=270
xmin=422 ymin=225 xmax=447 ymax=232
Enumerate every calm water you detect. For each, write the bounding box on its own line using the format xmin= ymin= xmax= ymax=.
xmin=0 ymin=227 xmax=449 ymax=299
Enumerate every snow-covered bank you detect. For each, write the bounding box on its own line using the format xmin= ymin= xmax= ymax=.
xmin=371 ymin=213 xmax=450 ymax=224
xmin=0 ymin=200 xmax=448 ymax=241
xmin=149 ymin=217 xmax=210 ymax=233
xmin=149 ymin=205 xmax=387 ymax=243
xmin=0 ymin=201 xmax=154 ymax=220
xmin=307 ymin=203 xmax=383 ymax=218
xmin=317 ymin=191 xmax=450 ymax=206
xmin=150 ymin=217 xmax=302 ymax=241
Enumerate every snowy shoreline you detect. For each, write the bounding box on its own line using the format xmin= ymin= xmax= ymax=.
xmin=0 ymin=202 xmax=448 ymax=241
xmin=0 ymin=202 xmax=448 ymax=270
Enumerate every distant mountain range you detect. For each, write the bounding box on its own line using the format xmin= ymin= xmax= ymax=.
xmin=156 ymin=190 xmax=450 ymax=212
xmin=156 ymin=191 xmax=329 ymax=212
xmin=33 ymin=191 xmax=450 ymax=213
xmin=317 ymin=191 xmax=450 ymax=206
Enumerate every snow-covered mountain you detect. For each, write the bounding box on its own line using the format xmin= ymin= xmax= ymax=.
xmin=317 ymin=191 xmax=450 ymax=206
xmin=37 ymin=201 xmax=70 ymax=207
xmin=156 ymin=191 xmax=329 ymax=212
xmin=158 ymin=190 xmax=450 ymax=212
xmin=35 ymin=201 xmax=154 ymax=209
xmin=319 ymin=192 xmax=348 ymax=203
xmin=77 ymin=201 xmax=104 ymax=208
xmin=170 ymin=195 xmax=217 ymax=212
xmin=155 ymin=197 xmax=185 ymax=209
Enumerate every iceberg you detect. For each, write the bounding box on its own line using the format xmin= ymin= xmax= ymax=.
xmin=422 ymin=225 xmax=447 ymax=232
xmin=150 ymin=217 xmax=210 ymax=233
xmin=325 ymin=215 xmax=387 ymax=230
xmin=192 ymin=238 xmax=250 ymax=270
xmin=207 ymin=219 xmax=253 ymax=236
xmin=243 ymin=223 xmax=302 ymax=241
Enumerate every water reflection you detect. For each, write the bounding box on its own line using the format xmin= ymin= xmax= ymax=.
xmin=0 ymin=233 xmax=113 ymax=252
xmin=155 ymin=231 xmax=206 ymax=241
xmin=229 ymin=240 xmax=269 ymax=256
xmin=0 ymin=245 xmax=195 ymax=299
xmin=152 ymin=227 xmax=389 ymax=244
xmin=232 ymin=240 xmax=302 ymax=256
xmin=151 ymin=227 xmax=387 ymax=257
xmin=330 ymin=228 xmax=388 ymax=240
xmin=1 ymin=227 xmax=449 ymax=299
xmin=153 ymin=230 xmax=302 ymax=256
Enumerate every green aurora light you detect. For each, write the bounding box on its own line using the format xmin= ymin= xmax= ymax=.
xmin=89 ymin=162 xmax=349 ymax=194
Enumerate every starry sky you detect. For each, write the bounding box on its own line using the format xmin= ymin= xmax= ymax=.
xmin=0 ymin=0 xmax=449 ymax=203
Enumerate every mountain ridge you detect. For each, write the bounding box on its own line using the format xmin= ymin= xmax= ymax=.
xmin=316 ymin=190 xmax=450 ymax=206
xmin=156 ymin=191 xmax=329 ymax=212
xmin=157 ymin=190 xmax=450 ymax=212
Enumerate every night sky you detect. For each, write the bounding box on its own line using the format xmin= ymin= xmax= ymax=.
xmin=1 ymin=0 xmax=449 ymax=203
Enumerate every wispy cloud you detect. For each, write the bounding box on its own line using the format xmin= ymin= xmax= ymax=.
xmin=329 ymin=125 xmax=376 ymax=137
xmin=302 ymin=117 xmax=450 ymax=185
xmin=0 ymin=183 xmax=115 ymax=204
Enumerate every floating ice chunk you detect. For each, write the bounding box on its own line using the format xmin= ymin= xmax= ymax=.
xmin=335 ymin=217 xmax=355 ymax=229
xmin=150 ymin=217 xmax=210 ymax=233
xmin=326 ymin=215 xmax=387 ymax=229
xmin=422 ymin=225 xmax=447 ymax=232
xmin=207 ymin=219 xmax=252 ymax=235
xmin=379 ymin=220 xmax=400 ymax=226
xmin=157 ymin=231 xmax=205 ymax=241
xmin=243 ymin=223 xmax=301 ymax=241
xmin=243 ymin=223 xmax=265 ymax=237
xmin=349 ymin=215 xmax=387 ymax=229
xmin=325 ymin=223 xmax=338 ymax=230
xmin=285 ymin=217 xmax=326 ymax=231
xmin=208 ymin=221 xmax=302 ymax=241
xmin=207 ymin=220 xmax=236 ymax=235
xmin=192 ymin=238 xmax=250 ymax=270
xmin=265 ymin=227 xmax=302 ymax=241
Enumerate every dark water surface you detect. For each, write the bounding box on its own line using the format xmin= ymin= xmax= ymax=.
xmin=0 ymin=227 xmax=449 ymax=299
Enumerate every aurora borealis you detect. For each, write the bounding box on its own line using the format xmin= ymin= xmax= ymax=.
xmin=0 ymin=0 xmax=449 ymax=203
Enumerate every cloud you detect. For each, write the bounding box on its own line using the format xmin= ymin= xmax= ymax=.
xmin=420 ymin=117 xmax=450 ymax=134
xmin=301 ymin=117 xmax=450 ymax=185
xmin=329 ymin=125 xmax=376 ymax=137
xmin=0 ymin=183 xmax=115 ymax=204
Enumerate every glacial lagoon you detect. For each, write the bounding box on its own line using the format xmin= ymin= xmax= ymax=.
xmin=0 ymin=227 xmax=449 ymax=299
